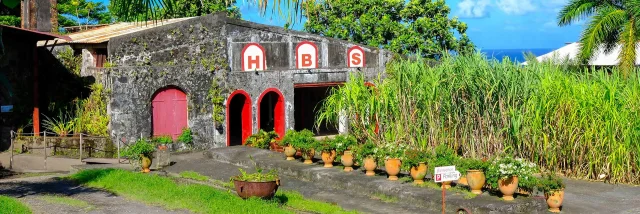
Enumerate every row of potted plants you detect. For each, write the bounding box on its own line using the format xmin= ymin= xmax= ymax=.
xmin=271 ymin=130 xmax=565 ymax=212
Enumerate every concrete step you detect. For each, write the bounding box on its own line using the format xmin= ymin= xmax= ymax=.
xmin=204 ymin=146 xmax=548 ymax=214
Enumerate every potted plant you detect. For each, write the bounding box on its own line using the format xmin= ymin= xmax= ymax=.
xmin=245 ymin=130 xmax=278 ymax=150
xmin=354 ymin=141 xmax=377 ymax=176
xmin=122 ymin=138 xmax=155 ymax=173
xmin=279 ymin=130 xmax=298 ymax=160
xmin=152 ymin=135 xmax=173 ymax=151
xmin=536 ymin=173 xmax=565 ymax=213
xmin=316 ymin=137 xmax=337 ymax=168
xmin=177 ymin=127 xmax=193 ymax=150
xmin=232 ymin=167 xmax=280 ymax=200
xmin=335 ymin=135 xmax=357 ymax=172
xmin=486 ymin=156 xmax=538 ymax=201
xmin=431 ymin=144 xmax=457 ymax=189
xmin=457 ymin=158 xmax=489 ymax=194
xmin=403 ymin=148 xmax=431 ymax=184
xmin=285 ymin=129 xmax=317 ymax=164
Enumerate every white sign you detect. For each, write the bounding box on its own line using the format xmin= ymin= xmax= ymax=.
xmin=242 ymin=43 xmax=266 ymax=71
xmin=347 ymin=46 xmax=365 ymax=68
xmin=434 ymin=166 xmax=460 ymax=183
xmin=296 ymin=41 xmax=318 ymax=69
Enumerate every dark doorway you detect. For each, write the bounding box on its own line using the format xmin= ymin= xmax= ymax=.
xmin=227 ymin=90 xmax=252 ymax=146
xmin=258 ymin=89 xmax=285 ymax=138
xmin=294 ymin=86 xmax=339 ymax=136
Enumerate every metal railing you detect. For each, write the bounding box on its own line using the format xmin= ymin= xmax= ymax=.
xmin=9 ymin=131 xmax=121 ymax=169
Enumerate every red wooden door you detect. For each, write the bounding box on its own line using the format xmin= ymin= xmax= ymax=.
xmin=152 ymin=88 xmax=188 ymax=140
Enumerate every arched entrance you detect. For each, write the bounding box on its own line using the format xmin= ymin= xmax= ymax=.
xmin=227 ymin=90 xmax=252 ymax=146
xmin=258 ymin=88 xmax=285 ymax=138
xmin=152 ymin=86 xmax=188 ymax=139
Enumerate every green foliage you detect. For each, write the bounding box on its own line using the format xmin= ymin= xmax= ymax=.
xmin=303 ymin=0 xmax=474 ymax=57
xmin=0 ymin=195 xmax=31 ymax=214
xmin=177 ymin=127 xmax=193 ymax=144
xmin=56 ymin=48 xmax=82 ymax=75
xmin=0 ymin=15 xmax=20 ymax=27
xmin=281 ymin=129 xmax=316 ymax=152
xmin=110 ymin=0 xmax=240 ymax=22
xmin=40 ymin=195 xmax=94 ymax=211
xmin=275 ymin=190 xmax=358 ymax=214
xmin=430 ymin=144 xmax=457 ymax=171
xmin=76 ymin=83 xmax=110 ymax=136
xmin=317 ymin=53 xmax=640 ymax=184
xmin=245 ymin=129 xmax=278 ymax=149
xmin=557 ymin=0 xmax=638 ymax=77
xmin=121 ymin=138 xmax=155 ymax=161
xmin=315 ymin=137 xmax=336 ymax=152
xmin=536 ymin=173 xmax=566 ymax=193
xmin=486 ymin=155 xmax=538 ymax=189
xmin=353 ymin=141 xmax=376 ymax=164
xmin=332 ymin=134 xmax=357 ymax=154
xmin=58 ymin=0 xmax=113 ymax=28
xmin=455 ymin=158 xmax=489 ymax=175
xmin=207 ymin=78 xmax=225 ymax=124
xmin=377 ymin=142 xmax=407 ymax=159
xmin=152 ymin=135 xmax=173 ymax=145
xmin=233 ymin=168 xmax=278 ymax=182
xmin=42 ymin=110 xmax=76 ymax=136
xmin=179 ymin=171 xmax=209 ymax=181
xmin=402 ymin=148 xmax=431 ymax=171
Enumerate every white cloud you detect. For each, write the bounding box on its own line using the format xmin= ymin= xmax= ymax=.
xmin=496 ymin=0 xmax=537 ymax=15
xmin=457 ymin=0 xmax=491 ymax=18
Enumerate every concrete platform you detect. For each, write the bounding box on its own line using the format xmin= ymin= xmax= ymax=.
xmin=204 ymin=147 xmax=548 ymax=214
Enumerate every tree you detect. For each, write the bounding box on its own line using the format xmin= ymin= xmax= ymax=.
xmin=0 ymin=1 xmax=21 ymax=27
xmin=58 ymin=0 xmax=112 ymax=27
xmin=110 ymin=0 xmax=240 ymax=21
xmin=558 ymin=0 xmax=640 ymax=77
xmin=303 ymin=0 xmax=474 ymax=57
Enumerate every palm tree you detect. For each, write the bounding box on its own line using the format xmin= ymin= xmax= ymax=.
xmin=558 ymin=0 xmax=640 ymax=77
xmin=110 ymin=0 xmax=305 ymax=22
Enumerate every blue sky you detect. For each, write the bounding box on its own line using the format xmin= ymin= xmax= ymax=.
xmin=99 ymin=0 xmax=586 ymax=50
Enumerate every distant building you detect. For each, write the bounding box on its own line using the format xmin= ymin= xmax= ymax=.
xmin=524 ymin=42 xmax=640 ymax=66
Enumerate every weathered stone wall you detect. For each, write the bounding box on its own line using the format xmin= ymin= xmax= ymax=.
xmin=102 ymin=13 xmax=390 ymax=148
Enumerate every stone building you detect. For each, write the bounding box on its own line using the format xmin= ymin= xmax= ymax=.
xmin=55 ymin=13 xmax=390 ymax=148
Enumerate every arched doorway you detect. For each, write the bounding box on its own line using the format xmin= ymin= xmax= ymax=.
xmin=227 ymin=90 xmax=252 ymax=146
xmin=258 ymin=88 xmax=285 ymax=138
xmin=152 ymin=86 xmax=188 ymax=140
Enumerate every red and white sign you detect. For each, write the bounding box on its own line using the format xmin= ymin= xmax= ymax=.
xmin=296 ymin=41 xmax=318 ymax=69
xmin=241 ymin=43 xmax=266 ymax=71
xmin=347 ymin=46 xmax=365 ymax=68
xmin=434 ymin=166 xmax=460 ymax=183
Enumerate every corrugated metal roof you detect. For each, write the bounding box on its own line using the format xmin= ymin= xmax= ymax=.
xmin=58 ymin=17 xmax=195 ymax=44
xmin=1 ymin=24 xmax=71 ymax=41
xmin=523 ymin=42 xmax=640 ymax=66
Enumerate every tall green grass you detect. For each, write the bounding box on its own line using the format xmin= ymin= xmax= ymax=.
xmin=0 ymin=196 xmax=31 ymax=214
xmin=317 ymin=53 xmax=640 ymax=184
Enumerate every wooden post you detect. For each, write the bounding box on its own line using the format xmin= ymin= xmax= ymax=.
xmin=10 ymin=131 xmax=14 ymax=169
xmin=442 ymin=183 xmax=446 ymax=214
xmin=43 ymin=131 xmax=47 ymax=170
xmin=79 ymin=133 xmax=83 ymax=161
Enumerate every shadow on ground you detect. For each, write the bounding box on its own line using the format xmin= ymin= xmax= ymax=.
xmin=0 ymin=176 xmax=111 ymax=199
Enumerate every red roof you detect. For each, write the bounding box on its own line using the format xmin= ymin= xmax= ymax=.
xmin=1 ymin=25 xmax=71 ymax=41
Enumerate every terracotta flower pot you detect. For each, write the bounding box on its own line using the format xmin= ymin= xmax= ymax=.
xmin=384 ymin=158 xmax=401 ymax=181
xmin=302 ymin=149 xmax=315 ymax=164
xmin=233 ymin=179 xmax=280 ymax=200
xmin=546 ymin=190 xmax=564 ymax=213
xmin=284 ymin=145 xmax=296 ymax=161
xmin=363 ymin=157 xmax=377 ymax=176
xmin=330 ymin=150 xmax=336 ymax=160
xmin=466 ymin=170 xmax=485 ymax=194
xmin=321 ymin=151 xmax=335 ymax=168
xmin=141 ymin=155 xmax=152 ymax=173
xmin=410 ymin=162 xmax=427 ymax=184
xmin=499 ymin=176 xmax=519 ymax=201
xmin=457 ymin=176 xmax=468 ymax=186
xmin=341 ymin=151 xmax=354 ymax=172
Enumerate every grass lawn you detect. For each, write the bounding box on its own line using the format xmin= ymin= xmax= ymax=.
xmin=69 ymin=169 xmax=356 ymax=214
xmin=39 ymin=195 xmax=94 ymax=211
xmin=0 ymin=195 xmax=32 ymax=214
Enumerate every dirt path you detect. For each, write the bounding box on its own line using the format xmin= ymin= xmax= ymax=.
xmin=0 ymin=175 xmax=190 ymax=214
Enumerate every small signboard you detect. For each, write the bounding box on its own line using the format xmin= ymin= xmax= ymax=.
xmin=434 ymin=166 xmax=460 ymax=183
xmin=1 ymin=105 xmax=13 ymax=113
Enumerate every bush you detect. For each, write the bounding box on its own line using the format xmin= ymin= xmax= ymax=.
xmin=121 ymin=138 xmax=155 ymax=161
xmin=281 ymin=129 xmax=316 ymax=153
xmin=152 ymin=135 xmax=173 ymax=145
xmin=486 ymin=155 xmax=538 ymax=189
xmin=315 ymin=137 xmax=336 ymax=152
xmin=333 ymin=134 xmax=357 ymax=154
xmin=177 ymin=128 xmax=193 ymax=144
xmin=353 ymin=141 xmax=377 ymax=164
xmin=245 ymin=129 xmax=278 ymax=149
xmin=233 ymin=168 xmax=278 ymax=182
xmin=402 ymin=148 xmax=431 ymax=171
xmin=536 ymin=173 xmax=566 ymax=193
xmin=455 ymin=158 xmax=489 ymax=175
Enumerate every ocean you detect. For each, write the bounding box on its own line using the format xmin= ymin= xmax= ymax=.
xmin=480 ymin=49 xmax=555 ymax=63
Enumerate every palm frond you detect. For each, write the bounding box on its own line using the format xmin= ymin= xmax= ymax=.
xmin=617 ymin=18 xmax=637 ymax=78
xmin=577 ymin=6 xmax=626 ymax=63
xmin=558 ymin=0 xmax=600 ymax=26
